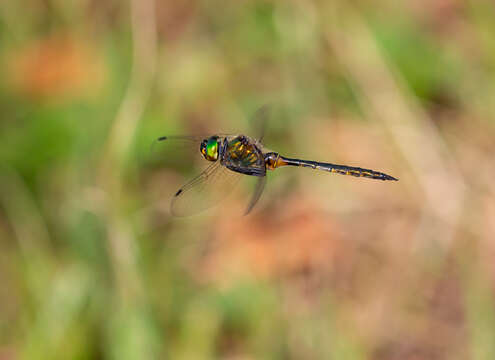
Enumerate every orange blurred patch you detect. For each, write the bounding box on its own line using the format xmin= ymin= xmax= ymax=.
xmin=6 ymin=34 xmax=105 ymax=100
xmin=195 ymin=196 xmax=344 ymax=284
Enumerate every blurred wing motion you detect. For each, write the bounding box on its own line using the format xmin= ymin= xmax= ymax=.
xmin=170 ymin=161 xmax=242 ymax=216
xmin=244 ymin=175 xmax=266 ymax=215
xmin=251 ymin=104 xmax=271 ymax=143
xmin=150 ymin=134 xmax=236 ymax=156
xmin=151 ymin=135 xmax=202 ymax=148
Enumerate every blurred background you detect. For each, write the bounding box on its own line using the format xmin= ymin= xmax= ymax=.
xmin=1 ymin=0 xmax=495 ymax=359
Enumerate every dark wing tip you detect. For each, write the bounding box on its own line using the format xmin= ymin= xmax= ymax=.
xmin=150 ymin=136 xmax=168 ymax=154
xmin=174 ymin=189 xmax=183 ymax=196
xmin=384 ymin=174 xmax=398 ymax=181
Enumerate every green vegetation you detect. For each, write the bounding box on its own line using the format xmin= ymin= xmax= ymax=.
xmin=1 ymin=1 xmax=495 ymax=359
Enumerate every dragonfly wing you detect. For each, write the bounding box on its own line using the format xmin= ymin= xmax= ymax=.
xmin=154 ymin=134 xmax=235 ymax=143
xmin=244 ymin=175 xmax=266 ymax=215
xmin=150 ymin=135 xmax=204 ymax=154
xmin=250 ymin=105 xmax=271 ymax=143
xmin=171 ymin=161 xmax=242 ymax=216
xmin=151 ymin=134 xmax=236 ymax=156
xmin=150 ymin=134 xmax=239 ymax=171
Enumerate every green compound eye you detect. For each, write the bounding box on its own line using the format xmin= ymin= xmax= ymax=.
xmin=205 ymin=137 xmax=219 ymax=161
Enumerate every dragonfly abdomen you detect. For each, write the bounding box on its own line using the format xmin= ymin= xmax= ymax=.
xmin=266 ymin=153 xmax=397 ymax=181
xmin=320 ymin=163 xmax=397 ymax=181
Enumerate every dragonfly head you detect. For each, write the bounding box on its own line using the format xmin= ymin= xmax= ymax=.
xmin=200 ymin=136 xmax=220 ymax=161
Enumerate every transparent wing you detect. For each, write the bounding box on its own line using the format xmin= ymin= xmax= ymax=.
xmin=171 ymin=161 xmax=242 ymax=216
xmin=149 ymin=136 xmax=205 ymax=169
xmin=244 ymin=175 xmax=266 ymax=215
xmin=154 ymin=134 xmax=234 ymax=143
xmin=250 ymin=105 xmax=271 ymax=142
xmin=150 ymin=134 xmax=235 ymax=155
xmin=149 ymin=134 xmax=236 ymax=170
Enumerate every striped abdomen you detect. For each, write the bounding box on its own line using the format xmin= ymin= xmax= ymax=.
xmin=264 ymin=152 xmax=397 ymax=181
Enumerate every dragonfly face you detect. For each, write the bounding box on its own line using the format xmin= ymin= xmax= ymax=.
xmin=200 ymin=136 xmax=220 ymax=162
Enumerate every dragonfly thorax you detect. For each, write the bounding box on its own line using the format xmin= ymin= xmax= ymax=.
xmin=264 ymin=152 xmax=288 ymax=170
xmin=200 ymin=136 xmax=220 ymax=161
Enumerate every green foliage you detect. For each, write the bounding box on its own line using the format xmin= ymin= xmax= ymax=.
xmin=1 ymin=1 xmax=495 ymax=359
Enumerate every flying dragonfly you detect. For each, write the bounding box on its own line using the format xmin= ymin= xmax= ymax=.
xmin=155 ymin=107 xmax=398 ymax=216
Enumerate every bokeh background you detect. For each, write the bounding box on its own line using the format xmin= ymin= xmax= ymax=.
xmin=1 ymin=0 xmax=495 ymax=359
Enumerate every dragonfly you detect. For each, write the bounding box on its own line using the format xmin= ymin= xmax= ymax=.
xmin=155 ymin=107 xmax=398 ymax=216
